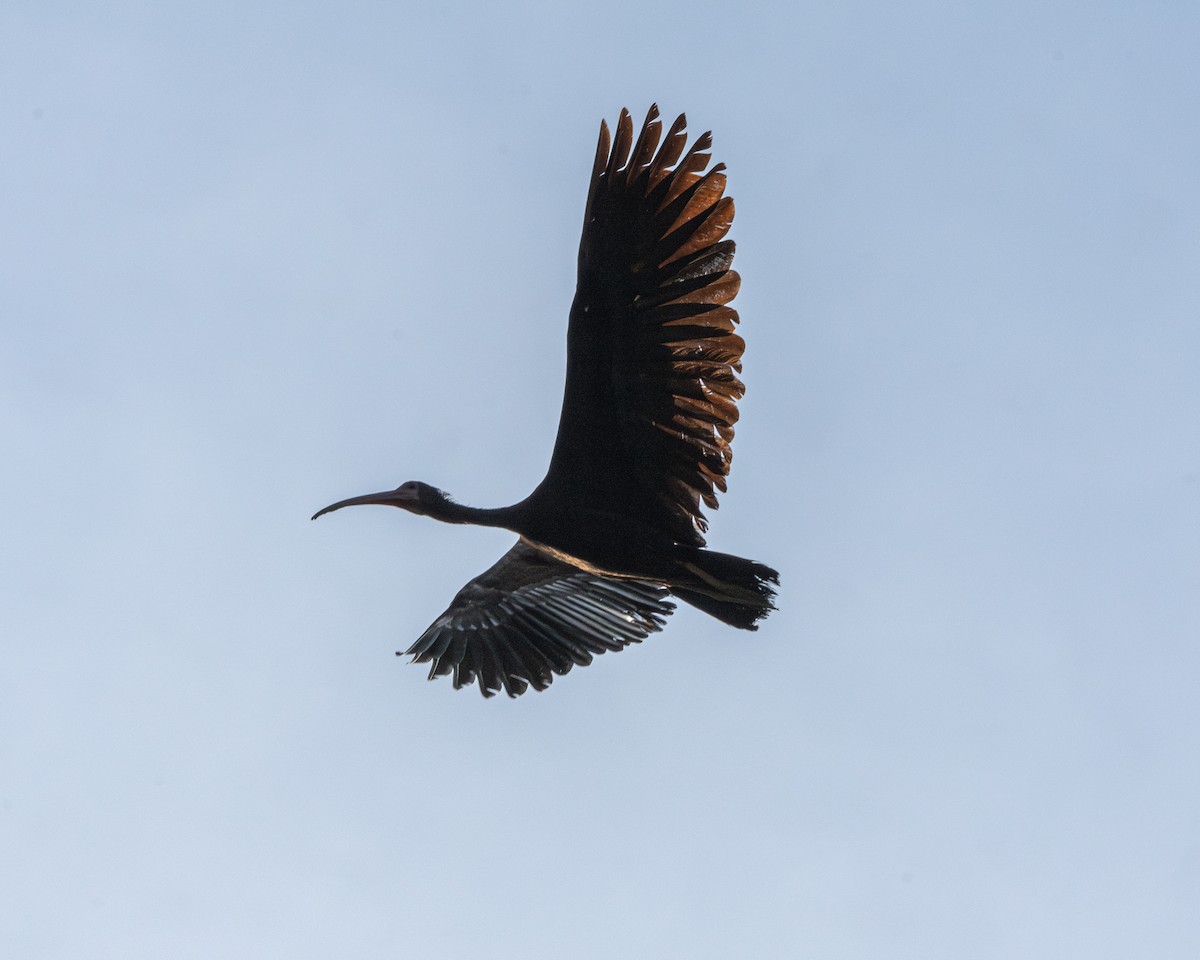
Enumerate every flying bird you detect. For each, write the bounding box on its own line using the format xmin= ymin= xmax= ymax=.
xmin=314 ymin=104 xmax=779 ymax=697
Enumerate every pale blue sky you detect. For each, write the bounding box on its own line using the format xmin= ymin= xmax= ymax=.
xmin=3 ymin=2 xmax=1199 ymax=957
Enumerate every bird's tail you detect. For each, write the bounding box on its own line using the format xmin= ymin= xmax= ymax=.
xmin=670 ymin=548 xmax=779 ymax=630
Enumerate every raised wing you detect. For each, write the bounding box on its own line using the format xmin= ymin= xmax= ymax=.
xmin=402 ymin=541 xmax=675 ymax=698
xmin=539 ymin=105 xmax=745 ymax=547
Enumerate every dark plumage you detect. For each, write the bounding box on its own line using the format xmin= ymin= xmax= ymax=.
xmin=314 ymin=105 xmax=779 ymax=697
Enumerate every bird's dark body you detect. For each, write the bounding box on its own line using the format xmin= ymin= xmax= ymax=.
xmin=518 ymin=512 xmax=742 ymax=601
xmin=314 ymin=105 xmax=779 ymax=696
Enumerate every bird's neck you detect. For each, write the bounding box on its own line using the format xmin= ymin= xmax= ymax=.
xmin=428 ymin=496 xmax=521 ymax=530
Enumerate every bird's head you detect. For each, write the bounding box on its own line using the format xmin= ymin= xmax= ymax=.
xmin=311 ymin=480 xmax=447 ymax=520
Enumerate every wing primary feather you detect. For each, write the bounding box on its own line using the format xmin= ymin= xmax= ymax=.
xmin=657 ymin=165 xmax=727 ymax=234
xmin=646 ymin=113 xmax=689 ymax=189
xmin=659 ymin=240 xmax=737 ymax=285
xmin=505 ymin=613 xmax=575 ymax=676
xmin=657 ymin=196 xmax=735 ymax=267
xmin=606 ymin=108 xmax=634 ymax=179
xmin=626 ymin=103 xmax=662 ymax=186
xmin=515 ymin=608 xmax=593 ymax=667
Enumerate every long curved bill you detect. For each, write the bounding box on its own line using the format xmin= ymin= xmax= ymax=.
xmin=311 ymin=490 xmax=406 ymax=521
